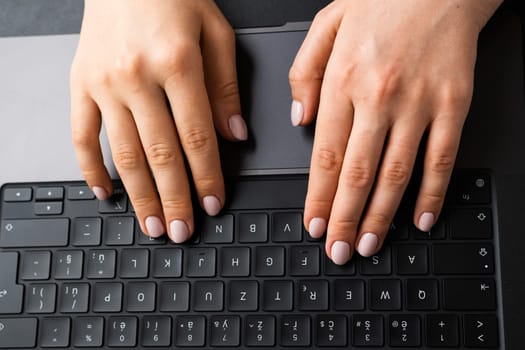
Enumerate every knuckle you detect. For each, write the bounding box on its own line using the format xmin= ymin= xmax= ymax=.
xmin=314 ymin=146 xmax=343 ymax=172
xmin=145 ymin=142 xmax=177 ymax=169
xmin=342 ymin=162 xmax=375 ymax=189
xmin=181 ymin=128 xmax=212 ymax=153
xmin=113 ymin=143 xmax=143 ymax=170
xmin=289 ymin=63 xmax=323 ymax=84
xmin=366 ymin=212 xmax=392 ymax=228
xmin=326 ymin=62 xmax=357 ymax=92
xmin=368 ymin=65 xmax=402 ymax=104
xmin=194 ymin=174 xmax=221 ymax=193
xmin=162 ymin=198 xmax=193 ymax=219
xmin=131 ymin=195 xmax=159 ymax=212
xmin=71 ymin=129 xmax=98 ymax=150
xmin=156 ymin=40 xmax=199 ymax=80
xmin=330 ymin=217 xmax=359 ymax=236
xmin=114 ymin=52 xmax=143 ymax=81
xmin=438 ymin=80 xmax=472 ymax=114
xmin=421 ymin=190 xmax=444 ymax=205
xmin=210 ymin=79 xmax=239 ymax=102
xmin=382 ymin=160 xmax=411 ymax=188
xmin=428 ymin=153 xmax=455 ymax=174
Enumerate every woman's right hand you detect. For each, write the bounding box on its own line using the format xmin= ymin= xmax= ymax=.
xmin=70 ymin=0 xmax=247 ymax=242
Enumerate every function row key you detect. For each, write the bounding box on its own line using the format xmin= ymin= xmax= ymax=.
xmin=35 ymin=187 xmax=64 ymax=201
xmin=3 ymin=187 xmax=32 ymax=202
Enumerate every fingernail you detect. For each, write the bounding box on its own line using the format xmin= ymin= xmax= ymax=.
xmin=291 ymin=100 xmax=304 ymax=127
xmin=203 ymin=195 xmax=222 ymax=216
xmin=331 ymin=241 xmax=351 ymax=265
xmin=357 ymin=233 xmax=379 ymax=257
xmin=228 ymin=114 xmax=248 ymax=141
xmin=92 ymin=186 xmax=109 ymax=200
xmin=145 ymin=216 xmax=165 ymax=238
xmin=308 ymin=217 xmax=327 ymax=239
xmin=418 ymin=212 xmax=435 ymax=232
xmin=169 ymin=220 xmax=189 ymax=243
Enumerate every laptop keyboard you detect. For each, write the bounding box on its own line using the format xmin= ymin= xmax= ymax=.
xmin=0 ymin=172 xmax=501 ymax=348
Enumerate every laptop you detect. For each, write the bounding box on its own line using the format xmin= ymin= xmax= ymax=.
xmin=0 ymin=6 xmax=524 ymax=349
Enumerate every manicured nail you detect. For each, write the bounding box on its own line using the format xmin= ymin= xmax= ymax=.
xmin=169 ymin=220 xmax=189 ymax=243
xmin=203 ymin=195 xmax=222 ymax=216
xmin=331 ymin=241 xmax=351 ymax=265
xmin=92 ymin=186 xmax=108 ymax=200
xmin=357 ymin=233 xmax=379 ymax=257
xmin=418 ymin=212 xmax=435 ymax=232
xmin=145 ymin=216 xmax=165 ymax=238
xmin=291 ymin=100 xmax=304 ymax=127
xmin=228 ymin=114 xmax=248 ymax=141
xmin=308 ymin=217 xmax=327 ymax=239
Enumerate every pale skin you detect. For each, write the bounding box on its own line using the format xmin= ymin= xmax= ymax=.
xmin=71 ymin=0 xmax=502 ymax=264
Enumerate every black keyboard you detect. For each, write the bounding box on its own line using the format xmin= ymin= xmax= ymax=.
xmin=0 ymin=172 xmax=502 ymax=349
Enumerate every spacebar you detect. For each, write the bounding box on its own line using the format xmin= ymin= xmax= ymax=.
xmin=0 ymin=219 xmax=69 ymax=247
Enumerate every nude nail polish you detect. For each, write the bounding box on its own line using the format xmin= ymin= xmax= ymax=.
xmin=357 ymin=233 xmax=378 ymax=257
xmin=291 ymin=100 xmax=304 ymax=127
xmin=145 ymin=216 xmax=165 ymax=238
xmin=92 ymin=186 xmax=108 ymax=200
xmin=418 ymin=212 xmax=435 ymax=232
xmin=169 ymin=220 xmax=189 ymax=243
xmin=331 ymin=241 xmax=351 ymax=265
xmin=203 ymin=195 xmax=221 ymax=216
xmin=308 ymin=217 xmax=327 ymax=239
xmin=228 ymin=114 xmax=248 ymax=141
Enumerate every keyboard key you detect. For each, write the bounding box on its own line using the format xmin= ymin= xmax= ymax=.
xmin=119 ymin=248 xmax=149 ymax=278
xmin=434 ymin=243 xmax=494 ymax=274
xmin=174 ymin=315 xmax=206 ymax=347
xmin=185 ymin=247 xmax=216 ymax=277
xmin=72 ymin=218 xmax=101 ymax=246
xmin=0 ymin=219 xmax=69 ymax=247
xmin=352 ymin=314 xmax=384 ymax=347
xmin=370 ymin=279 xmax=401 ymax=310
xmin=297 ymin=279 xmax=329 ymax=311
xmin=220 ymin=247 xmax=250 ymax=277
xmin=262 ymin=280 xmax=293 ymax=311
xmin=36 ymin=187 xmax=64 ymax=201
xmin=255 ymin=246 xmax=285 ymax=276
xmin=449 ymin=208 xmax=493 ymax=239
xmin=280 ymin=315 xmax=311 ymax=346
xmin=443 ymin=278 xmax=496 ymax=310
xmin=228 ymin=280 xmax=258 ymax=311
xmin=68 ymin=185 xmax=95 ymax=200
xmin=86 ymin=249 xmax=116 ymax=279
xmin=73 ymin=316 xmax=104 ymax=347
xmin=21 ymin=251 xmax=51 ymax=280
xmin=59 ymin=283 xmax=89 ymax=313
xmin=333 ymin=279 xmax=365 ymax=311
xmin=159 ymin=282 xmax=190 ymax=312
xmin=396 ymin=244 xmax=428 ymax=275
xmin=202 ymin=214 xmax=234 ymax=243
xmin=35 ymin=202 xmax=63 ymax=215
xmin=193 ymin=281 xmax=224 ymax=311
xmin=125 ymin=282 xmax=156 ymax=312
xmin=324 ymin=254 xmax=355 ymax=275
xmin=210 ymin=315 xmax=241 ymax=347
xmin=0 ymin=252 xmax=23 ymax=314
xmin=153 ymin=248 xmax=182 ymax=278
xmin=104 ymin=216 xmax=134 ymax=245
xmin=3 ymin=187 xmax=32 ymax=202
xmin=411 ymin=220 xmax=445 ymax=240
xmin=455 ymin=173 xmax=491 ymax=204
xmin=98 ymin=189 xmax=127 ymax=213
xmin=245 ymin=315 xmax=275 ymax=347
xmin=92 ymin=282 xmax=122 ymax=312
xmin=272 ymin=212 xmax=302 ymax=242
xmin=26 ymin=283 xmax=56 ymax=313
xmin=39 ymin=317 xmax=71 ymax=348
xmin=107 ymin=316 xmax=137 ymax=347
xmin=142 ymin=316 xmax=171 ymax=347
xmin=406 ymin=279 xmax=439 ymax=310
xmin=0 ymin=318 xmax=37 ymax=348
xmin=53 ymin=250 xmax=83 ymax=279
xmin=136 ymin=224 xmax=167 ymax=245
xmin=388 ymin=212 xmax=409 ymax=240
xmin=290 ymin=246 xmax=320 ymax=276
xmin=463 ymin=314 xmax=499 ymax=348
xmin=389 ymin=314 xmax=421 ymax=347
xmin=359 ymin=246 xmax=391 ymax=275
xmin=315 ymin=314 xmax=348 ymax=347
xmin=426 ymin=314 xmax=459 ymax=347
xmin=238 ymin=213 xmax=268 ymax=243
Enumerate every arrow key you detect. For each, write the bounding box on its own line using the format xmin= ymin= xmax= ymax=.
xmin=464 ymin=314 xmax=499 ymax=348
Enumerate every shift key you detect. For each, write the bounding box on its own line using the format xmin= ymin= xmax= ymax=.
xmin=0 ymin=318 xmax=37 ymax=348
xmin=0 ymin=219 xmax=69 ymax=247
